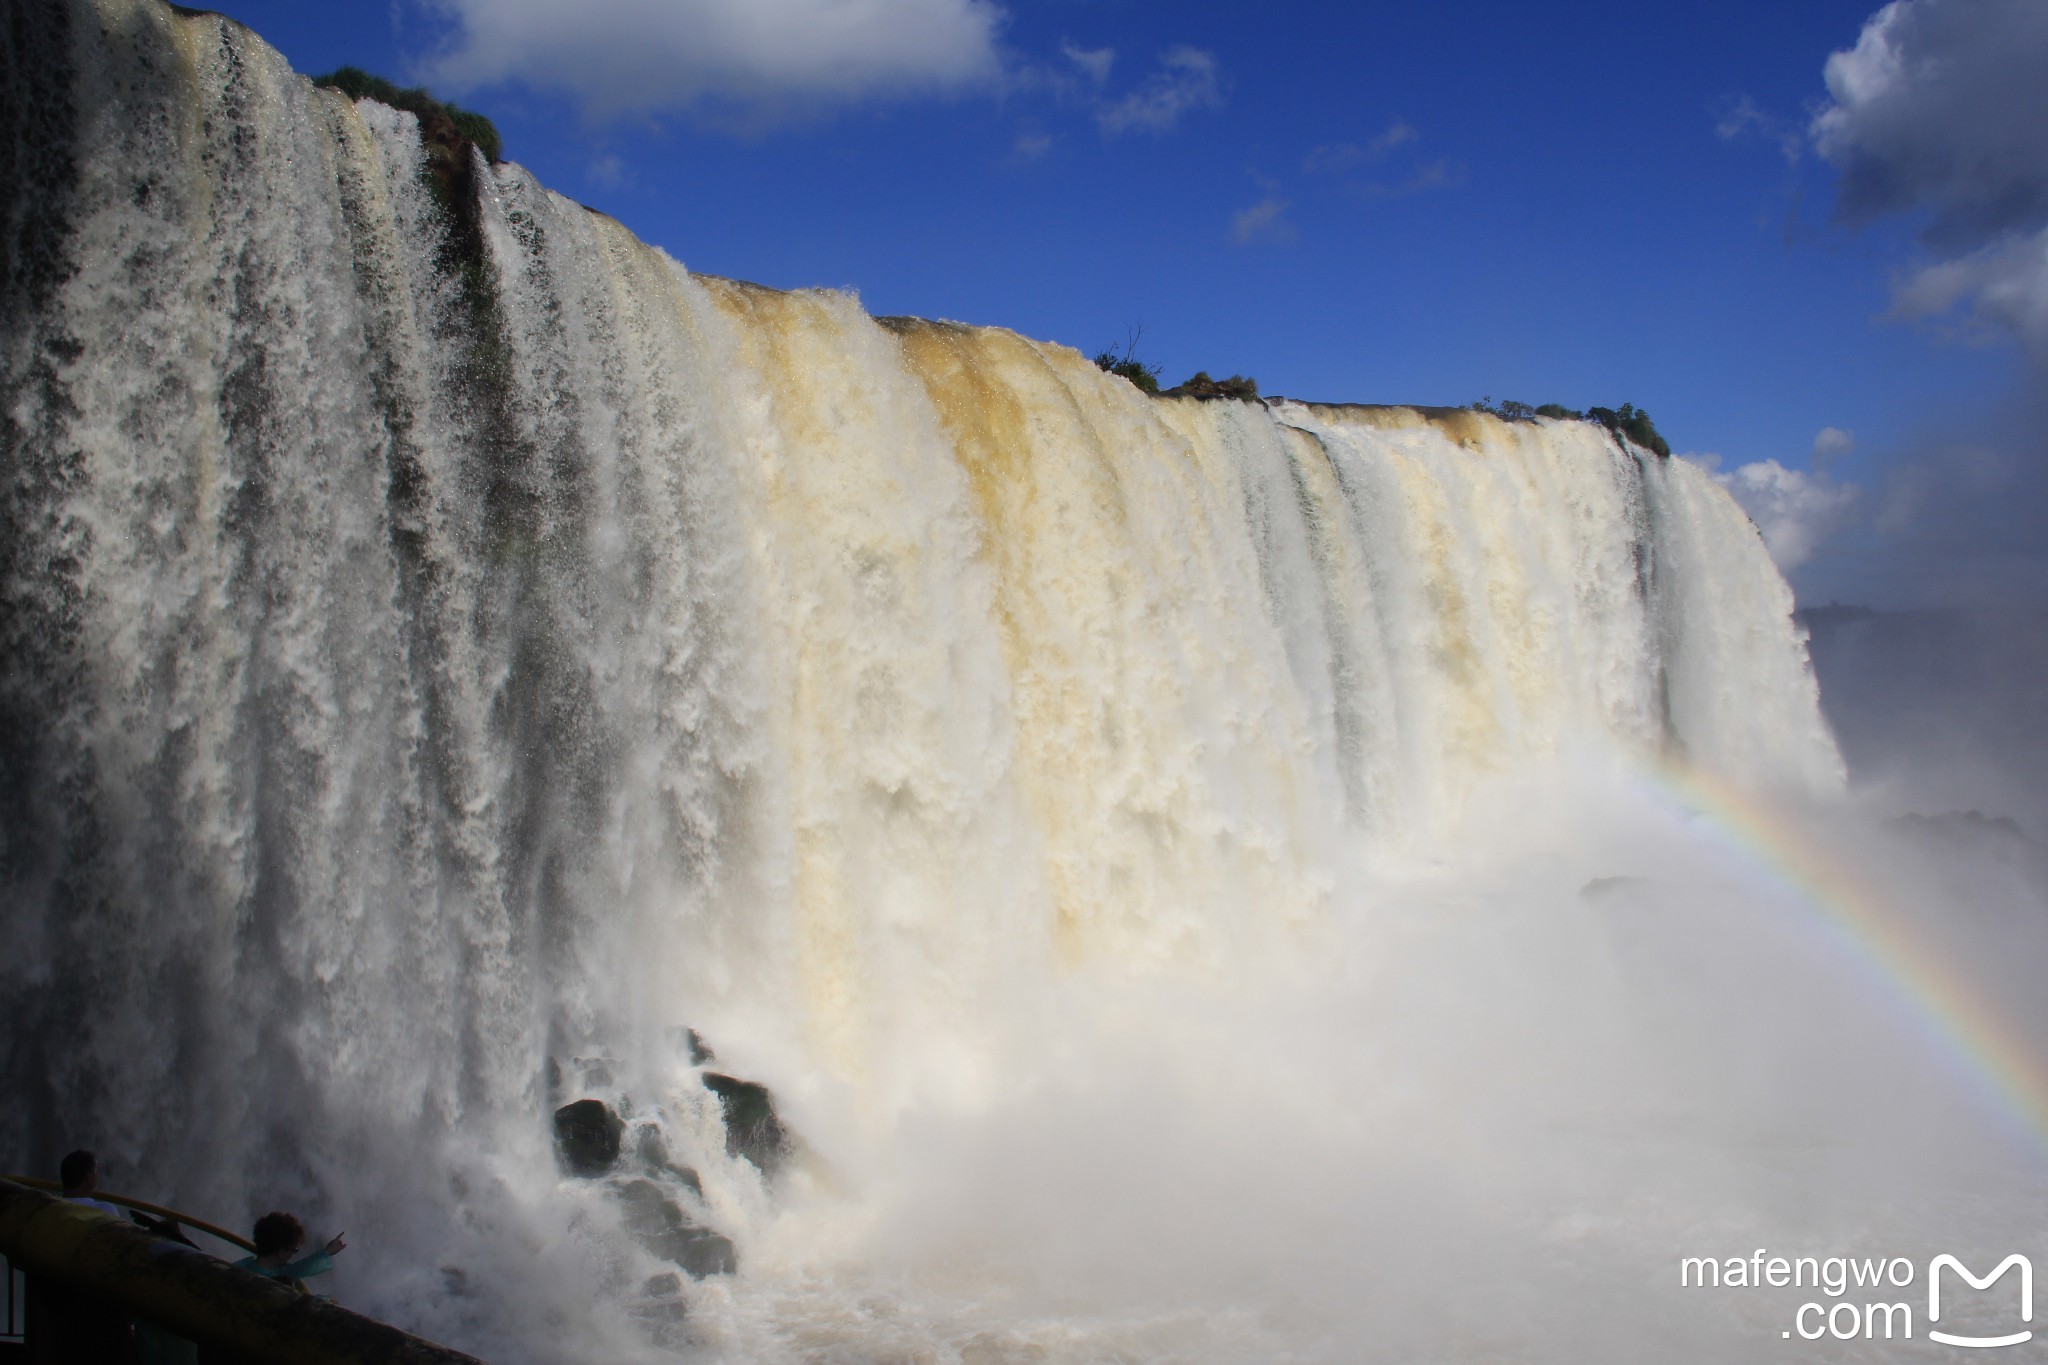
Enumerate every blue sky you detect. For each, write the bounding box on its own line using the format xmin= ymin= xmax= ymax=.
xmin=205 ymin=0 xmax=2047 ymax=608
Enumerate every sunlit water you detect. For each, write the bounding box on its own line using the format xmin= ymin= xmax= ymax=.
xmin=3 ymin=4 xmax=2044 ymax=1361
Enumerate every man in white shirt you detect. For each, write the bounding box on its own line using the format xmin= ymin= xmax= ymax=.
xmin=59 ymin=1149 xmax=123 ymax=1216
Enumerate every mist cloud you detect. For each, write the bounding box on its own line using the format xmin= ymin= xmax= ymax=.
xmin=423 ymin=0 xmax=1005 ymax=118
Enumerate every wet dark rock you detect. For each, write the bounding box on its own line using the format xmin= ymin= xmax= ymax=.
xmin=665 ymin=1025 xmax=715 ymax=1064
xmin=702 ymin=1072 xmax=788 ymax=1176
xmin=552 ymin=1098 xmax=623 ymax=1177
xmin=633 ymin=1123 xmax=704 ymax=1197
xmin=616 ymin=1179 xmax=737 ymax=1278
xmin=631 ymin=1271 xmax=691 ymax=1345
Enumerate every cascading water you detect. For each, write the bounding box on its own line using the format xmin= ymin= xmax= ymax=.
xmin=10 ymin=2 xmax=2046 ymax=1362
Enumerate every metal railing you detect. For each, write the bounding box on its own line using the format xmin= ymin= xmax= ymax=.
xmin=2 ymin=1175 xmax=256 ymax=1254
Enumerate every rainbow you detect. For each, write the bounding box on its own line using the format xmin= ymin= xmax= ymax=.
xmin=1635 ymin=753 xmax=2048 ymax=1162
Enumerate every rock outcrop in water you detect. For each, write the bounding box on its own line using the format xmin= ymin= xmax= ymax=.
xmin=552 ymin=1097 xmax=739 ymax=1279
xmin=700 ymin=1073 xmax=789 ymax=1176
xmin=552 ymin=1100 xmax=624 ymax=1177
xmin=616 ymin=1178 xmax=737 ymax=1279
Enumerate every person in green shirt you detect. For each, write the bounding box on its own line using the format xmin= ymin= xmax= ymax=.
xmin=234 ymin=1211 xmax=347 ymax=1290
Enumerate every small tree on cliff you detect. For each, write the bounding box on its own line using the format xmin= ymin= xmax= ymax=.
xmin=1092 ymin=325 xmax=1163 ymax=394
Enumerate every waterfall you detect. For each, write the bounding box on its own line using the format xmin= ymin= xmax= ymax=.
xmin=1 ymin=2 xmax=1872 ymax=1361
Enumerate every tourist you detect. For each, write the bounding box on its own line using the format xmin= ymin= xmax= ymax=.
xmin=32 ymin=1150 xmax=140 ymax=1361
xmin=234 ymin=1212 xmax=347 ymax=1290
xmin=59 ymin=1149 xmax=124 ymax=1216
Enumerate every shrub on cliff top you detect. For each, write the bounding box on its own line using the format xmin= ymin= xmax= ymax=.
xmin=1093 ymin=347 xmax=1162 ymax=395
xmin=1092 ymin=328 xmax=1163 ymax=394
xmin=1472 ymin=396 xmax=1540 ymax=422
xmin=1584 ymin=403 xmax=1671 ymax=458
xmin=1469 ymin=397 xmax=1671 ymax=458
xmin=1166 ymin=371 xmax=1260 ymax=401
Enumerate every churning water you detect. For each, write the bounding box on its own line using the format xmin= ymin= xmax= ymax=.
xmin=5 ymin=3 xmax=2045 ymax=1361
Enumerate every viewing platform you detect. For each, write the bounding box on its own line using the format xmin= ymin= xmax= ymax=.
xmin=0 ymin=1179 xmax=483 ymax=1364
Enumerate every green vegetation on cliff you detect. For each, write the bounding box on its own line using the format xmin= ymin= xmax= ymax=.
xmin=313 ymin=67 xmax=503 ymax=165
xmin=1165 ymin=371 xmax=1260 ymax=401
xmin=1469 ymin=397 xmax=1671 ymax=458
xmin=1091 ymin=329 xmax=1163 ymax=394
xmin=1090 ymin=328 xmax=1260 ymax=401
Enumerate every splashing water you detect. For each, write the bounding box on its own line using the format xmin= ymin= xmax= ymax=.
xmin=5 ymin=4 xmax=2044 ymax=1362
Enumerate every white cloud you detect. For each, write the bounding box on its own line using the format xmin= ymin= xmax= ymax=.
xmin=1715 ymin=95 xmax=1762 ymax=140
xmin=1367 ymin=119 xmax=1417 ymax=159
xmin=1814 ymin=0 xmax=2048 ymax=247
xmin=1230 ymin=196 xmax=1294 ymax=246
xmin=1358 ymin=158 xmax=1465 ymax=200
xmin=1715 ymin=94 xmax=1803 ymax=164
xmin=1305 ymin=119 xmax=1416 ymax=175
xmin=1695 ymin=456 xmax=1860 ymax=571
xmin=1813 ymin=0 xmax=2048 ymax=355
xmin=1011 ymin=131 xmax=1052 ymax=161
xmin=1303 ymin=145 xmax=1355 ymax=175
xmin=1095 ymin=47 xmax=1221 ymax=136
xmin=1813 ymin=426 xmax=1855 ymax=464
xmin=1888 ymin=225 xmax=2048 ymax=350
xmin=1304 ymin=121 xmax=1462 ymax=199
xmin=1061 ymin=41 xmax=1113 ymax=86
xmin=423 ymin=0 xmax=1006 ymax=119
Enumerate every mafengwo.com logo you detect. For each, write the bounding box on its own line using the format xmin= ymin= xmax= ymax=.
xmin=1681 ymin=1250 xmax=2032 ymax=1346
